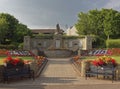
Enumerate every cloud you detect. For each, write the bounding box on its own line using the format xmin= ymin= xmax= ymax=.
xmin=0 ymin=0 xmax=118 ymax=29
xmin=104 ymin=0 xmax=120 ymax=10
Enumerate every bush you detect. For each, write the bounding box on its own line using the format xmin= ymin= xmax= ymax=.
xmin=32 ymin=34 xmax=53 ymax=39
xmin=62 ymin=35 xmax=84 ymax=39
xmin=0 ymin=44 xmax=17 ymax=49
xmin=18 ymin=43 xmax=24 ymax=50
xmin=106 ymin=39 xmax=120 ymax=48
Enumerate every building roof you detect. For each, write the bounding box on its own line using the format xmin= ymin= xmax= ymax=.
xmin=31 ymin=29 xmax=64 ymax=34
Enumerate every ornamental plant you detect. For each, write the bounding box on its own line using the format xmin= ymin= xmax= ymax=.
xmin=36 ymin=56 xmax=46 ymax=65
xmin=3 ymin=56 xmax=24 ymax=67
xmin=72 ymin=55 xmax=80 ymax=61
xmin=92 ymin=56 xmax=117 ymax=67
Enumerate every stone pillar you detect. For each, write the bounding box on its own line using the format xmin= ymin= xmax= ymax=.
xmin=81 ymin=60 xmax=86 ymax=77
xmin=85 ymin=36 xmax=92 ymax=50
xmin=78 ymin=40 xmax=82 ymax=56
xmin=23 ymin=36 xmax=31 ymax=50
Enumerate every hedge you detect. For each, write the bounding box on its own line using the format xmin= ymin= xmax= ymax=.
xmin=106 ymin=39 xmax=120 ymax=48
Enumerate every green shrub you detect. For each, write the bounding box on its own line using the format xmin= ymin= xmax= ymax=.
xmin=62 ymin=35 xmax=84 ymax=39
xmin=0 ymin=44 xmax=17 ymax=49
xmin=32 ymin=34 xmax=54 ymax=39
xmin=18 ymin=43 xmax=24 ymax=49
xmin=106 ymin=39 xmax=120 ymax=48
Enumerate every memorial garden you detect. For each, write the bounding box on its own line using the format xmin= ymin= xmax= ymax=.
xmin=0 ymin=9 xmax=120 ymax=85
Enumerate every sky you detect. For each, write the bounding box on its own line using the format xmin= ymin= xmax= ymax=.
xmin=0 ymin=0 xmax=120 ymax=30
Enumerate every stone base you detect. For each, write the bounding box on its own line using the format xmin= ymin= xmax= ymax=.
xmin=44 ymin=49 xmax=73 ymax=58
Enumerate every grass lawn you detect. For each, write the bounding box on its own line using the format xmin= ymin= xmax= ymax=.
xmin=0 ymin=56 xmax=34 ymax=65
xmin=112 ymin=56 xmax=120 ymax=63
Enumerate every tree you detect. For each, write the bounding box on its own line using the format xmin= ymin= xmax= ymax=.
xmin=75 ymin=9 xmax=120 ymax=48
xmin=112 ymin=12 xmax=120 ymax=38
xmin=0 ymin=13 xmax=32 ymax=45
xmin=0 ymin=18 xmax=9 ymax=43
xmin=0 ymin=13 xmax=19 ymax=43
xmin=14 ymin=23 xmax=32 ymax=43
xmin=75 ymin=12 xmax=91 ymax=35
xmin=88 ymin=9 xmax=105 ymax=36
xmin=102 ymin=9 xmax=120 ymax=40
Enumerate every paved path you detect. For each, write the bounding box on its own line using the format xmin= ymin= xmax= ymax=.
xmin=1 ymin=58 xmax=120 ymax=89
xmin=38 ymin=58 xmax=80 ymax=85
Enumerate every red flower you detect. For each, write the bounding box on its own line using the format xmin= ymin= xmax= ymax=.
xmin=4 ymin=56 xmax=24 ymax=67
xmin=92 ymin=56 xmax=117 ymax=67
xmin=98 ymin=59 xmax=104 ymax=66
xmin=6 ymin=56 xmax=12 ymax=61
xmin=12 ymin=58 xmax=20 ymax=65
xmin=11 ymin=60 xmax=17 ymax=65
xmin=111 ymin=59 xmax=116 ymax=64
xmin=92 ymin=60 xmax=99 ymax=66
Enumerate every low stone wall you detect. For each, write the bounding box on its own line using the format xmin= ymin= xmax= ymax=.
xmin=44 ymin=49 xmax=73 ymax=58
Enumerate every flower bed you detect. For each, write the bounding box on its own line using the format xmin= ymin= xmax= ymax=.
xmin=0 ymin=49 xmax=8 ymax=56
xmin=71 ymin=55 xmax=118 ymax=77
xmin=0 ymin=50 xmax=36 ymax=65
xmin=3 ymin=56 xmax=32 ymax=68
xmin=92 ymin=56 xmax=117 ymax=67
xmin=35 ymin=56 xmax=47 ymax=66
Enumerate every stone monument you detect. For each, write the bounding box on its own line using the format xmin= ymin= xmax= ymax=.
xmin=49 ymin=24 xmax=63 ymax=49
xmin=44 ymin=24 xmax=73 ymax=57
xmin=23 ymin=24 xmax=92 ymax=58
